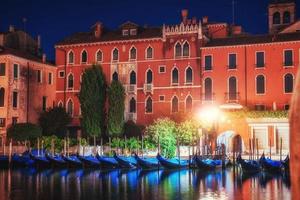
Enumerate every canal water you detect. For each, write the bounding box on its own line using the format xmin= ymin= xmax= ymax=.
xmin=0 ymin=167 xmax=290 ymax=200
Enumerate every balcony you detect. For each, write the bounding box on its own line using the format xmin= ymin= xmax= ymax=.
xmin=224 ymin=92 xmax=240 ymax=103
xmin=143 ymin=83 xmax=153 ymax=94
xmin=126 ymin=84 xmax=137 ymax=94
xmin=125 ymin=112 xmax=137 ymax=122
xmin=0 ymin=118 xmax=5 ymax=127
xmin=201 ymin=93 xmax=215 ymax=104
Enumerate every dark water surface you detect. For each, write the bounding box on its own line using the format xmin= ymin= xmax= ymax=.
xmin=0 ymin=167 xmax=290 ymax=200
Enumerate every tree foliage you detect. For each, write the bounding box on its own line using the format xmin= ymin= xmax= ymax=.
xmin=7 ymin=123 xmax=42 ymax=142
xmin=176 ymin=120 xmax=199 ymax=145
xmin=124 ymin=121 xmax=144 ymax=138
xmin=39 ymin=106 xmax=71 ymax=138
xmin=107 ymin=80 xmax=125 ymax=137
xmin=145 ymin=118 xmax=177 ymax=158
xmin=79 ymin=65 xmax=107 ymax=138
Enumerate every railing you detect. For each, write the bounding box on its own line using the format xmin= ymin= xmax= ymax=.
xmin=201 ymin=93 xmax=215 ymax=104
xmin=126 ymin=84 xmax=137 ymax=94
xmin=224 ymin=92 xmax=240 ymax=103
xmin=125 ymin=112 xmax=137 ymax=122
xmin=143 ymin=83 xmax=153 ymax=94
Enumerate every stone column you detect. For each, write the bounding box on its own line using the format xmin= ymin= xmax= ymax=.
xmin=290 ymin=69 xmax=300 ymax=200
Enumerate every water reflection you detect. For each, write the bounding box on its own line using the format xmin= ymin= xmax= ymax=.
xmin=0 ymin=167 xmax=290 ymax=200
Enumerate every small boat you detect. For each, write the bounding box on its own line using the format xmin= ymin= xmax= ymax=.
xmin=236 ymin=154 xmax=260 ymax=173
xmin=96 ymin=154 xmax=119 ymax=168
xmin=193 ymin=156 xmax=222 ymax=170
xmin=62 ymin=155 xmax=83 ymax=168
xmin=133 ymin=153 xmax=160 ymax=169
xmin=78 ymin=155 xmax=100 ymax=168
xmin=113 ymin=153 xmax=136 ymax=168
xmin=259 ymin=154 xmax=282 ymax=172
xmin=30 ymin=153 xmax=50 ymax=168
xmin=45 ymin=154 xmax=67 ymax=168
xmin=156 ymin=154 xmax=189 ymax=169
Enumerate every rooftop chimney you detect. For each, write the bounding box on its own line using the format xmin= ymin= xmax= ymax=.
xmin=42 ymin=53 xmax=46 ymax=63
xmin=93 ymin=22 xmax=103 ymax=39
xmin=9 ymin=25 xmax=15 ymax=32
xmin=181 ymin=9 xmax=188 ymax=24
xmin=202 ymin=16 xmax=208 ymax=24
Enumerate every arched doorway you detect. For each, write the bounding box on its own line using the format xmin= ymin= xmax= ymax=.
xmin=217 ymin=131 xmax=244 ymax=155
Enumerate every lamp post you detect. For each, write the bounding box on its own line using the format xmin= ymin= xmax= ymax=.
xmin=197 ymin=106 xmax=221 ymax=157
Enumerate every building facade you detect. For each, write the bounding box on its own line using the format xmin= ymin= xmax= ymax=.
xmin=55 ymin=0 xmax=298 ymax=153
xmin=0 ymin=26 xmax=56 ymax=144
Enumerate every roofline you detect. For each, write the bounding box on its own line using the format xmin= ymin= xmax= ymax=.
xmin=55 ymin=37 xmax=163 ymax=48
xmin=0 ymin=53 xmax=55 ymax=67
xmin=201 ymin=39 xmax=300 ymax=49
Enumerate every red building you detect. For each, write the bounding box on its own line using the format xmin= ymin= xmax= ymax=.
xmin=55 ymin=0 xmax=299 ymax=153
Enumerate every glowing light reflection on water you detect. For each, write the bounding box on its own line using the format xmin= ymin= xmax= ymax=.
xmin=0 ymin=167 xmax=290 ymax=200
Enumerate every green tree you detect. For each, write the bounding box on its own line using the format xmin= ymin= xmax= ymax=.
xmin=7 ymin=123 xmax=42 ymax=142
xmin=79 ymin=65 xmax=107 ymax=145
xmin=146 ymin=118 xmax=177 ymax=158
xmin=38 ymin=106 xmax=71 ymax=138
xmin=107 ymin=80 xmax=125 ymax=137
xmin=176 ymin=120 xmax=199 ymax=145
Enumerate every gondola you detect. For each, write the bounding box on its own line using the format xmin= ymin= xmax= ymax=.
xmin=29 ymin=153 xmax=50 ymax=168
xmin=113 ymin=152 xmax=136 ymax=168
xmin=11 ymin=153 xmax=33 ymax=167
xmin=281 ymin=155 xmax=290 ymax=173
xmin=77 ymin=155 xmax=100 ymax=168
xmin=45 ymin=154 xmax=67 ymax=168
xmin=0 ymin=155 xmax=9 ymax=167
xmin=62 ymin=155 xmax=83 ymax=168
xmin=133 ymin=153 xmax=160 ymax=169
xmin=193 ymin=156 xmax=222 ymax=170
xmin=259 ymin=154 xmax=282 ymax=173
xmin=236 ymin=154 xmax=260 ymax=173
xmin=156 ymin=153 xmax=189 ymax=169
xmin=96 ymin=154 xmax=119 ymax=168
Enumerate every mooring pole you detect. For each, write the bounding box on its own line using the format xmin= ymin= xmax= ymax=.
xmin=141 ymin=135 xmax=144 ymax=158
xmin=280 ymin=137 xmax=283 ymax=161
xmin=249 ymin=138 xmax=252 ymax=160
xmin=256 ymin=138 xmax=259 ymax=160
xmin=269 ymin=138 xmax=272 ymax=159
xmin=37 ymin=138 xmax=40 ymax=157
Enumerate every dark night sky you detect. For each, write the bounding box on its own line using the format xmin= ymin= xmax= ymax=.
xmin=1 ymin=0 xmax=300 ymax=60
